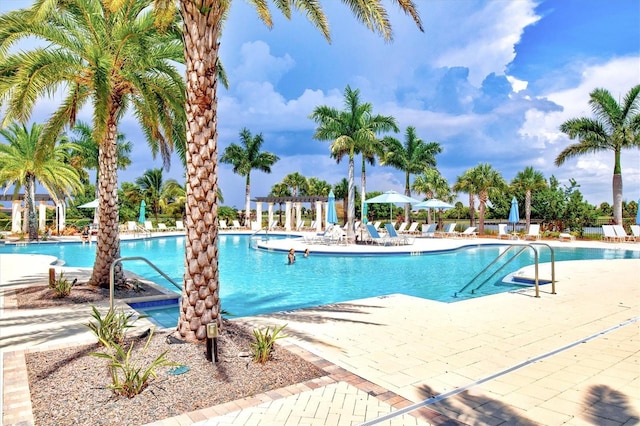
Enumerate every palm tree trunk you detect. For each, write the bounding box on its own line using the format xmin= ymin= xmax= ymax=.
xmin=347 ymin=155 xmax=355 ymax=240
xmin=612 ymin=173 xmax=623 ymax=225
xmin=89 ymin=107 xmax=123 ymax=288
xmin=361 ymin=156 xmax=366 ymax=223
xmin=478 ymin=191 xmax=486 ymax=234
xmin=245 ymin=175 xmax=251 ymax=228
xmin=468 ymin=193 xmax=475 ymax=227
xmin=525 ymin=190 xmax=532 ymax=229
xmin=178 ymin=1 xmax=223 ymax=341
xmin=404 ymin=171 xmax=411 ymax=223
xmin=25 ymin=175 xmax=38 ymax=240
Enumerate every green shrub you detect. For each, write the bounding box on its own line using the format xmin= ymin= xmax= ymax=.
xmin=86 ymin=305 xmax=143 ymax=347
xmin=251 ymin=324 xmax=287 ymax=364
xmin=90 ymin=329 xmax=176 ymax=398
xmin=50 ymin=271 xmax=74 ymax=298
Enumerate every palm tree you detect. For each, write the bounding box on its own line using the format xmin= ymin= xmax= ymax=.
xmin=283 ymin=172 xmax=308 ymax=197
xmin=136 ymin=168 xmax=167 ymax=223
xmin=467 ymin=163 xmax=507 ymax=235
xmin=220 ymin=128 xmax=279 ymax=226
xmin=0 ymin=123 xmax=82 ymax=239
xmin=269 ymin=182 xmax=291 ymax=225
xmin=310 ymin=85 xmax=399 ymax=239
xmin=382 ymin=126 xmax=441 ymax=222
xmin=68 ymin=122 xmax=133 ymax=187
xmin=557 ymin=86 xmax=640 ymax=225
xmin=150 ymin=0 xmax=424 ymax=340
xmin=0 ymin=0 xmax=186 ymax=287
xmin=453 ymin=169 xmax=477 ymax=227
xmin=411 ymin=169 xmax=451 ymax=225
xmin=511 ymin=167 xmax=546 ymax=229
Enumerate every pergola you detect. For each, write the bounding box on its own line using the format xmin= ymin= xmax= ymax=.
xmin=0 ymin=194 xmax=65 ymax=233
xmin=252 ymin=196 xmax=330 ymax=232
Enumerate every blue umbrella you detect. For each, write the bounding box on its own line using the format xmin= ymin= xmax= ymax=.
xmin=327 ymin=191 xmax=338 ymax=225
xmin=362 ymin=202 xmax=368 ymax=224
xmin=508 ymin=196 xmax=520 ymax=232
xmin=636 ymin=198 xmax=640 ymax=225
xmin=138 ymin=200 xmax=146 ymax=224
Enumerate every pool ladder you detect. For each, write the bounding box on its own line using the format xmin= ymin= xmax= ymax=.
xmin=109 ymin=256 xmax=182 ymax=311
xmin=454 ymin=243 xmax=556 ymax=298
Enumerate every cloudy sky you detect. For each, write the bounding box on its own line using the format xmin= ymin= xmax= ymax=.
xmin=1 ymin=0 xmax=639 ymax=209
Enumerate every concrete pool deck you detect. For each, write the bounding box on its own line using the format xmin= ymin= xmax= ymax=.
xmin=1 ymin=233 xmax=639 ymax=425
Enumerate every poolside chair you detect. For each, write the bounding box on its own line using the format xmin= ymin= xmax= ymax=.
xmin=126 ymin=221 xmax=138 ymax=233
xmin=372 ymin=221 xmax=382 ymax=230
xmin=403 ymin=222 xmax=419 ymax=235
xmin=397 ymin=222 xmax=408 ymax=233
xmin=456 ymin=226 xmax=477 ymax=238
xmin=296 ymin=219 xmax=305 ymax=230
xmin=630 ymin=225 xmax=640 ymax=242
xmin=175 ymin=220 xmax=185 ymax=231
xmin=231 ymin=220 xmax=242 ymax=229
xmin=613 ymin=225 xmax=634 ymax=242
xmin=365 ymin=224 xmax=392 ymax=246
xmin=497 ymin=223 xmax=518 ymax=240
xmin=219 ymin=219 xmax=229 ymax=230
xmin=558 ymin=232 xmax=575 ymax=242
xmin=436 ymin=223 xmax=456 ymax=238
xmin=144 ymin=220 xmax=155 ymax=231
xmin=384 ymin=223 xmax=413 ymax=245
xmin=421 ymin=223 xmax=436 ymax=238
xmin=602 ymin=225 xmax=622 ymax=242
xmin=157 ymin=223 xmax=169 ymax=231
xmin=523 ymin=224 xmax=541 ymax=240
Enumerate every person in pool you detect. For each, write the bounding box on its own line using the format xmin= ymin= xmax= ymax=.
xmin=304 ymin=248 xmax=310 ymax=258
xmin=288 ymin=248 xmax=296 ymax=264
xmin=81 ymin=225 xmax=90 ymax=243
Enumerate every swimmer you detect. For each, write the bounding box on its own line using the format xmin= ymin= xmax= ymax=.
xmin=304 ymin=248 xmax=310 ymax=258
xmin=287 ymin=248 xmax=296 ymax=264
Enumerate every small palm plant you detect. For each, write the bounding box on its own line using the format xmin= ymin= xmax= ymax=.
xmin=251 ymin=324 xmax=287 ymax=364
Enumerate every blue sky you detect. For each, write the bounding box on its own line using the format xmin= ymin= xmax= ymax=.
xmin=1 ymin=0 xmax=639 ymax=210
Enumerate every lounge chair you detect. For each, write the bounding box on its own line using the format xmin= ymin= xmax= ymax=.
xmin=296 ymin=219 xmax=305 ymax=230
xmin=421 ymin=223 xmax=436 ymax=238
xmin=497 ymin=223 xmax=518 ymax=240
xmin=126 ymin=221 xmax=138 ymax=233
xmin=613 ymin=225 xmax=634 ymax=242
xmin=372 ymin=221 xmax=382 ymax=230
xmin=157 ymin=223 xmax=169 ymax=231
xmin=436 ymin=223 xmax=456 ymax=238
xmin=365 ymin=224 xmax=393 ymax=246
xmin=523 ymin=224 xmax=541 ymax=240
xmin=384 ymin=223 xmax=413 ymax=245
xmin=630 ymin=225 xmax=640 ymax=242
xmin=175 ymin=220 xmax=185 ymax=231
xmin=403 ymin=222 xmax=419 ymax=235
xmin=558 ymin=232 xmax=575 ymax=242
xmin=456 ymin=226 xmax=477 ymax=238
xmin=231 ymin=220 xmax=242 ymax=229
xmin=219 ymin=219 xmax=229 ymax=230
xmin=602 ymin=225 xmax=622 ymax=242
xmin=144 ymin=220 xmax=155 ymax=231
xmin=397 ymin=222 xmax=408 ymax=233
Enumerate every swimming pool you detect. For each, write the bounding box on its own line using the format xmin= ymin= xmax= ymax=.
xmin=2 ymin=236 xmax=638 ymax=321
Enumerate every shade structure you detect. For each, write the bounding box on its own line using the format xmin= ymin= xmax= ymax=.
xmin=326 ymin=190 xmax=338 ymax=225
xmin=413 ymin=198 xmax=454 ymax=209
xmin=365 ymin=190 xmax=421 ymax=221
xmin=78 ymin=199 xmax=98 ymax=209
xmin=508 ymin=196 xmax=520 ymax=232
xmin=138 ymin=200 xmax=146 ymax=224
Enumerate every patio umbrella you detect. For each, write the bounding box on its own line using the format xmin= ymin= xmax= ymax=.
xmin=364 ymin=190 xmax=421 ymax=221
xmin=413 ymin=198 xmax=454 ymax=209
xmin=326 ymin=190 xmax=338 ymax=225
xmin=138 ymin=200 xmax=146 ymax=224
xmin=78 ymin=199 xmax=99 ymax=224
xmin=508 ymin=196 xmax=520 ymax=232
xmin=636 ymin=198 xmax=640 ymax=225
xmin=362 ymin=202 xmax=368 ymax=224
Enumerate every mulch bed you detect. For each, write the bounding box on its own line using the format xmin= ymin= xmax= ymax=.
xmin=16 ymin=281 xmax=327 ymax=426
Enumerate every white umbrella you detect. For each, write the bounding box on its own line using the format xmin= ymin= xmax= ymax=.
xmin=413 ymin=198 xmax=454 ymax=209
xmin=78 ymin=199 xmax=98 ymax=209
xmin=365 ymin=190 xmax=421 ymax=221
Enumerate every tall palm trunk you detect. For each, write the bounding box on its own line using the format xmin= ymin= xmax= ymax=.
xmin=179 ymin=1 xmax=223 ymax=341
xmin=89 ymin=106 xmax=124 ymax=288
xmin=245 ymin=175 xmax=251 ymax=227
xmin=477 ymin=191 xmax=487 ymax=234
xmin=612 ymin=149 xmax=622 ymax=224
xmin=468 ymin=193 xmax=475 ymax=227
xmin=25 ymin=174 xmax=38 ymax=240
xmin=361 ymin=156 xmax=366 ymax=223
xmin=525 ymin=190 xmax=532 ymax=229
xmin=347 ymin=155 xmax=355 ymax=239
xmin=404 ymin=171 xmax=411 ymax=223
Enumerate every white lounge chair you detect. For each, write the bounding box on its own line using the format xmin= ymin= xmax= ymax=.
xmin=456 ymin=226 xmax=477 ymax=238
xmin=364 ymin=224 xmax=393 ymax=246
xmin=144 ymin=220 xmax=155 ymax=231
xmin=403 ymin=222 xmax=419 ymax=235
xmin=372 ymin=221 xmax=382 ymax=230
xmin=175 ymin=220 xmax=185 ymax=231
xmin=397 ymin=222 xmax=408 ymax=233
xmin=613 ymin=225 xmax=634 ymax=242
xmin=630 ymin=225 xmax=640 ymax=242
xmin=498 ymin=223 xmax=518 ymax=240
xmin=436 ymin=223 xmax=456 ymax=238
xmin=296 ymin=219 xmax=305 ymax=230
xmin=558 ymin=232 xmax=575 ymax=242
xmin=523 ymin=224 xmax=541 ymax=240
xmin=421 ymin=223 xmax=436 ymax=237
xmin=219 ymin=219 xmax=229 ymax=230
xmin=157 ymin=223 xmax=169 ymax=231
xmin=231 ymin=220 xmax=242 ymax=229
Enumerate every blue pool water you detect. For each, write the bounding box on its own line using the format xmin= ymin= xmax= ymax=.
xmin=2 ymin=236 xmax=638 ymax=325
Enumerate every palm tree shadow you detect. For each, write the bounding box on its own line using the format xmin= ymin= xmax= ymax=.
xmin=582 ymin=384 xmax=638 ymax=424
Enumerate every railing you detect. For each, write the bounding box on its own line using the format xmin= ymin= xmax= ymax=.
xmin=455 ymin=243 xmax=556 ymax=299
xmin=109 ymin=256 xmax=182 ymax=311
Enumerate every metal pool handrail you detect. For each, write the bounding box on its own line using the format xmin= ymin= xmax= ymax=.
xmin=109 ymin=256 xmax=182 ymax=311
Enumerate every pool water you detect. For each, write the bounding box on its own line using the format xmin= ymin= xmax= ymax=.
xmin=2 ymin=236 xmax=638 ymax=326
